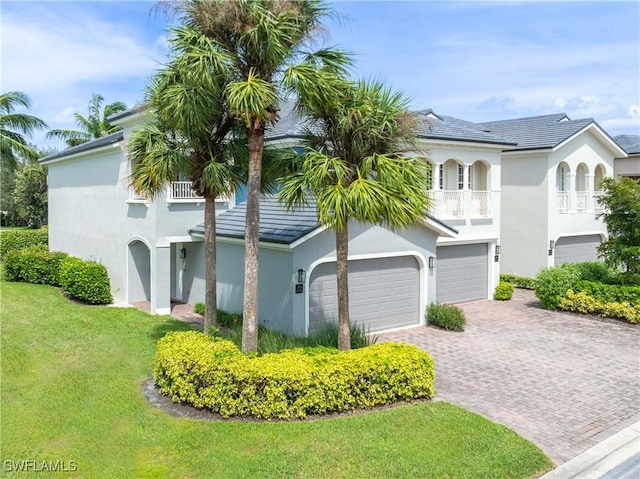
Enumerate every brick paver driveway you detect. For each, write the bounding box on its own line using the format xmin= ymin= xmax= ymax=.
xmin=378 ymin=289 xmax=639 ymax=466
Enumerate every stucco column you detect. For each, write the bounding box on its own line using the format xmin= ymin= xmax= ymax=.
xmin=463 ymin=164 xmax=471 ymax=218
xmin=567 ymin=172 xmax=577 ymax=214
xmin=586 ymin=173 xmax=595 ymax=212
xmin=151 ymin=245 xmax=172 ymax=315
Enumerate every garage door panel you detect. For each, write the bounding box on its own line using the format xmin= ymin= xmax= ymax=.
xmin=554 ymin=235 xmax=602 ymax=266
xmin=308 ymin=256 xmax=419 ymax=334
xmin=436 ymin=244 xmax=488 ymax=304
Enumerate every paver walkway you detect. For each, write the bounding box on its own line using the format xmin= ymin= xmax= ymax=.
xmin=378 ymin=289 xmax=640 ymax=466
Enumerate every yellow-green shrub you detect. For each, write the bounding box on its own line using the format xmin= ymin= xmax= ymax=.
xmin=153 ymin=331 xmax=435 ymax=419
xmin=559 ymin=290 xmax=639 ymax=324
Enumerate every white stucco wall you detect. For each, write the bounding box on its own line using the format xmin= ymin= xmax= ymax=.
xmin=614 ymin=155 xmax=640 ymax=179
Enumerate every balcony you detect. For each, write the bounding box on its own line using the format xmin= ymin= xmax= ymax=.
xmin=556 ymin=191 xmax=604 ymax=214
xmin=428 ymin=190 xmax=492 ymax=219
xmin=169 ymin=181 xmax=204 ymax=202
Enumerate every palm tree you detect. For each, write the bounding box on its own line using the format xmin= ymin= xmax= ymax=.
xmin=279 ymin=80 xmax=431 ymax=350
xmin=47 ymin=93 xmax=126 ymax=148
xmin=0 ymin=91 xmax=48 ymax=172
xmin=128 ymin=26 xmax=244 ymax=333
xmin=172 ymin=0 xmax=350 ymax=352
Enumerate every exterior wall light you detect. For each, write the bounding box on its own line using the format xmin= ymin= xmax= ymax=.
xmin=428 ymin=256 xmax=436 ymax=269
xmin=549 ymin=240 xmax=556 ymax=250
xmin=495 ymin=245 xmax=501 ymax=255
xmin=297 ymin=269 xmax=306 ymax=283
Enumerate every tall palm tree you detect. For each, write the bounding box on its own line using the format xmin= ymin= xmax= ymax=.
xmin=47 ymin=93 xmax=126 ymax=148
xmin=0 ymin=91 xmax=48 ymax=172
xmin=279 ymin=80 xmax=431 ymax=350
xmin=172 ymin=0 xmax=350 ymax=353
xmin=128 ymin=26 xmax=244 ymax=333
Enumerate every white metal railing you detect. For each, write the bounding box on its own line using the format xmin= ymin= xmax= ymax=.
xmin=556 ymin=192 xmax=569 ymax=213
xmin=129 ymin=189 xmax=148 ymax=201
xmin=428 ymin=190 xmax=491 ymax=219
xmin=470 ymin=191 xmax=491 ymax=217
xmin=593 ymin=191 xmax=604 ymax=213
xmin=169 ymin=181 xmax=203 ymax=201
xmin=575 ymin=191 xmax=588 ymax=212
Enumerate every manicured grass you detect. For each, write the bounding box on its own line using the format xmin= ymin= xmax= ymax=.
xmin=1 ymin=281 xmax=552 ymax=478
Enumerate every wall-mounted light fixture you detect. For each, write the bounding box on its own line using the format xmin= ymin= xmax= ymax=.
xmin=495 ymin=245 xmax=501 ymax=255
xmin=428 ymin=256 xmax=436 ymax=269
xmin=297 ymin=268 xmax=306 ymax=283
xmin=549 ymin=240 xmax=556 ymax=250
xmin=179 ymin=248 xmax=187 ymax=259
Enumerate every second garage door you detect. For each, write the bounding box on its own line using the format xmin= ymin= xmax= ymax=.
xmin=308 ymin=256 xmax=420 ymax=334
xmin=436 ymin=243 xmax=488 ymax=304
xmin=554 ymin=235 xmax=602 ymax=266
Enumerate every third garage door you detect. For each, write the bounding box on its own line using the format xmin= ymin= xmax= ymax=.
xmin=308 ymin=256 xmax=419 ymax=335
xmin=436 ymin=244 xmax=488 ymax=304
xmin=554 ymin=234 xmax=602 ymax=266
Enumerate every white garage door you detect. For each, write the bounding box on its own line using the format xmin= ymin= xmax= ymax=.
xmin=554 ymin=235 xmax=602 ymax=266
xmin=308 ymin=256 xmax=420 ymax=334
xmin=436 ymin=244 xmax=488 ymax=304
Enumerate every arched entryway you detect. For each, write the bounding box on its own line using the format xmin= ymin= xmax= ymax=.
xmin=127 ymin=239 xmax=151 ymax=303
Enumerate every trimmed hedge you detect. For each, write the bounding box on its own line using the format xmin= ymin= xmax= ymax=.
xmin=494 ymin=281 xmax=514 ymax=301
xmin=4 ymin=245 xmax=68 ymax=286
xmin=60 ymin=257 xmax=112 ymax=305
xmin=500 ymin=274 xmax=537 ymax=290
xmin=153 ymin=331 xmax=435 ymax=419
xmin=534 ymin=264 xmax=582 ymax=310
xmin=559 ymin=290 xmax=639 ymax=324
xmin=575 ymin=280 xmax=640 ymax=307
xmin=0 ymin=228 xmax=48 ymax=260
xmin=425 ymin=303 xmax=466 ymax=331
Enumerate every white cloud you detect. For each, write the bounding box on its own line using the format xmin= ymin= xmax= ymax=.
xmin=50 ymin=107 xmax=77 ymax=125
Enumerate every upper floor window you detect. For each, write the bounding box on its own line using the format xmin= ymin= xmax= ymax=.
xmin=457 ymin=164 xmax=464 ymax=190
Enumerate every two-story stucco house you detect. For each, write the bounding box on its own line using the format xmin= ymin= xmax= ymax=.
xmin=476 ymin=114 xmax=626 ymax=278
xmin=41 ymin=104 xmax=512 ymax=335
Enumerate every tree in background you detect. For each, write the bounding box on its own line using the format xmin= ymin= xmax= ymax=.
xmin=279 ymin=80 xmax=431 ymax=350
xmin=173 ymin=0 xmax=349 ymax=353
xmin=14 ymin=164 xmax=48 ymax=228
xmin=47 ymin=93 xmax=126 ymax=148
xmin=0 ymin=91 xmax=47 ymax=172
xmin=128 ymin=25 xmax=245 ymax=333
xmin=597 ymin=177 xmax=640 ymax=279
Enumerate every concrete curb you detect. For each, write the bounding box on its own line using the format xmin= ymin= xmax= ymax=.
xmin=540 ymin=422 xmax=640 ymax=479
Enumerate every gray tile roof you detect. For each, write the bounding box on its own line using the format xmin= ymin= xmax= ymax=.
xmin=189 ymin=195 xmax=321 ymax=244
xmin=414 ymin=111 xmax=516 ymax=146
xmin=39 ymin=131 xmax=124 ymax=164
xmin=476 ymin=114 xmax=595 ymax=151
xmin=613 ymin=134 xmax=640 ymax=155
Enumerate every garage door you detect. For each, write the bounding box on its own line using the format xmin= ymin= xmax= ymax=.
xmin=436 ymin=244 xmax=488 ymax=304
xmin=308 ymin=256 xmax=420 ymax=334
xmin=554 ymin=235 xmax=602 ymax=266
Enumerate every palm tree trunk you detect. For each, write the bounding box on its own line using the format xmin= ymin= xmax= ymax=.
xmin=242 ymin=127 xmax=265 ymax=353
xmin=203 ymin=195 xmax=218 ymax=332
xmin=336 ymin=222 xmax=351 ymax=351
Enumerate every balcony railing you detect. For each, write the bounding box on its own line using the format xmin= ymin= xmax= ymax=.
xmin=170 ymin=181 xmax=203 ymax=201
xmin=575 ymin=191 xmax=588 ymax=213
xmin=556 ymin=192 xmax=569 ymax=213
xmin=594 ymin=191 xmax=604 ymax=213
xmin=428 ymin=190 xmax=491 ymax=219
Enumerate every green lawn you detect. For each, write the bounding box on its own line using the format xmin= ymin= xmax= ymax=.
xmin=1 ymin=281 xmax=552 ymax=478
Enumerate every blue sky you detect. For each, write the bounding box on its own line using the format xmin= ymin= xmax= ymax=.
xmin=2 ymin=0 xmax=639 ymax=151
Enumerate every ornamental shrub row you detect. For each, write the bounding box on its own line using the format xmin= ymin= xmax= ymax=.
xmin=4 ymin=244 xmax=112 ymax=305
xmin=534 ymin=264 xmax=582 ymax=310
xmin=0 ymin=228 xmax=48 ymax=259
xmin=575 ymin=280 xmax=640 ymax=306
xmin=499 ymin=274 xmax=537 ymax=290
xmin=559 ymin=290 xmax=639 ymax=324
xmin=153 ymin=331 xmax=435 ymax=419
xmin=4 ymin=245 xmax=69 ymax=286
xmin=59 ymin=257 xmax=112 ymax=305
xmin=494 ymin=281 xmax=514 ymax=301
